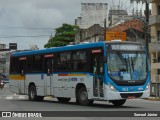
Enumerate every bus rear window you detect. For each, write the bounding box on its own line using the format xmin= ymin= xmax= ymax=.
xmin=10 ymin=57 xmax=19 ymax=74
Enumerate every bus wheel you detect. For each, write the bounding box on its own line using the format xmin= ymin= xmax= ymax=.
xmin=77 ymin=87 xmax=93 ymax=106
xmin=29 ymin=85 xmax=37 ymax=101
xmin=110 ymin=99 xmax=126 ymax=106
xmin=57 ymin=97 xmax=71 ymax=103
xmin=29 ymin=85 xmax=44 ymax=101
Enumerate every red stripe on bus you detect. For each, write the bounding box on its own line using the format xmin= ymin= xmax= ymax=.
xmin=58 ymin=74 xmax=68 ymax=76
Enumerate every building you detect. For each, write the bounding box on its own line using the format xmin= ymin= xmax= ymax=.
xmin=106 ymin=19 xmax=145 ymax=43
xmin=108 ymin=8 xmax=131 ymax=26
xmin=75 ymin=19 xmax=145 ymax=43
xmin=0 ymin=44 xmax=6 ymax=49
xmin=108 ymin=2 xmax=144 ymax=27
xmin=149 ymin=0 xmax=160 ymax=97
xmin=75 ymin=24 xmax=104 ymax=43
xmin=75 ymin=2 xmax=145 ymax=43
xmin=30 ymin=44 xmax=39 ymax=50
xmin=0 ymin=44 xmax=11 ymax=76
xmin=75 ymin=3 xmax=108 ymax=29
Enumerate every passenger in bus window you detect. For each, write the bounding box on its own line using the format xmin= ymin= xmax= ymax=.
xmin=100 ymin=57 xmax=103 ymax=75
xmin=93 ymin=62 xmax=97 ymax=74
xmin=93 ymin=58 xmax=97 ymax=74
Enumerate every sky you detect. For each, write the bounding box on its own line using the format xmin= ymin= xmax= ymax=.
xmin=0 ymin=0 xmax=145 ymax=50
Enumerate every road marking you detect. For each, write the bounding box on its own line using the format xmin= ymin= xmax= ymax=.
xmin=18 ymin=96 xmax=26 ymax=99
xmin=0 ymin=95 xmax=28 ymax=100
xmin=5 ymin=96 xmax=13 ymax=100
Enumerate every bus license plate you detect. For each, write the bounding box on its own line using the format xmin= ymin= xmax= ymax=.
xmin=127 ymin=96 xmax=135 ymax=99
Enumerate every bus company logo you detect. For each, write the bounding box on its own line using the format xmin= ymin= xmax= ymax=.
xmin=80 ymin=78 xmax=84 ymax=82
xmin=70 ymin=78 xmax=77 ymax=82
xmin=2 ymin=112 xmax=11 ymax=117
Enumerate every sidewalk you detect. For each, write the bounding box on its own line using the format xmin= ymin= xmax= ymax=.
xmin=144 ymin=97 xmax=160 ymax=101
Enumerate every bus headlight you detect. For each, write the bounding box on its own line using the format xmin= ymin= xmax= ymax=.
xmin=108 ymin=84 xmax=117 ymax=92
xmin=145 ymin=83 xmax=150 ymax=91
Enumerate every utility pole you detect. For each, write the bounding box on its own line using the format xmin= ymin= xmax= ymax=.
xmin=155 ymin=40 xmax=159 ymax=98
xmin=145 ymin=0 xmax=150 ymax=56
xmin=130 ymin=0 xmax=153 ymax=96
xmin=104 ymin=18 xmax=107 ymax=40
xmin=130 ymin=0 xmax=150 ymax=55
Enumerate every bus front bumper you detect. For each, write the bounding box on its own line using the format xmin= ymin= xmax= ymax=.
xmin=104 ymin=85 xmax=150 ymax=100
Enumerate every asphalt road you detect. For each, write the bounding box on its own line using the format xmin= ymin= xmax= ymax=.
xmin=0 ymin=83 xmax=159 ymax=120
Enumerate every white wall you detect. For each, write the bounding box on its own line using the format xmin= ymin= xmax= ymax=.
xmin=78 ymin=3 xmax=108 ymax=29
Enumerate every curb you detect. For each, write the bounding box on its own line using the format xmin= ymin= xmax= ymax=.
xmin=144 ymin=98 xmax=160 ymax=101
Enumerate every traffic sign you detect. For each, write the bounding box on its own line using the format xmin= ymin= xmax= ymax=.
xmin=106 ymin=32 xmax=126 ymax=41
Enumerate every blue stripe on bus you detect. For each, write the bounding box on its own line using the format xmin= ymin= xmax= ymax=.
xmin=12 ymin=42 xmax=106 ymax=57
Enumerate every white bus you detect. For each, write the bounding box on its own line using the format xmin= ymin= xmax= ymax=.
xmin=9 ymin=41 xmax=150 ymax=106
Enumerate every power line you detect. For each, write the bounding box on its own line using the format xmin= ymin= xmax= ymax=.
xmin=0 ymin=26 xmax=52 ymax=30
xmin=0 ymin=35 xmax=50 ymax=38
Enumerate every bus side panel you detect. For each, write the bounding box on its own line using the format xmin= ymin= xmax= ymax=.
xmin=52 ymin=74 xmax=63 ymax=97
xmin=82 ymin=76 xmax=94 ymax=99
xmin=52 ymin=74 xmax=94 ymax=99
xmin=9 ymin=79 xmax=20 ymax=94
xmin=9 ymin=74 xmax=26 ymax=95
xmin=25 ymin=74 xmax=45 ymax=96
xmin=104 ymin=84 xmax=122 ymax=100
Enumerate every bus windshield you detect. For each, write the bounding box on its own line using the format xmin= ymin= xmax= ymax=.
xmin=107 ymin=52 xmax=147 ymax=81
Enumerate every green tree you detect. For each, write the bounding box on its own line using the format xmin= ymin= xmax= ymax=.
xmin=44 ymin=23 xmax=79 ymax=48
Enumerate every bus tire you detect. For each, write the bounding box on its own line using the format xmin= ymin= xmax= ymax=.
xmin=77 ymin=87 xmax=93 ymax=106
xmin=57 ymin=97 xmax=71 ymax=103
xmin=110 ymin=99 xmax=126 ymax=106
xmin=29 ymin=85 xmax=37 ymax=101
xmin=29 ymin=85 xmax=44 ymax=101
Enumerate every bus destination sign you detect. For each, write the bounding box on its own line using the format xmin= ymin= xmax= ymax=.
xmin=109 ymin=44 xmax=143 ymax=51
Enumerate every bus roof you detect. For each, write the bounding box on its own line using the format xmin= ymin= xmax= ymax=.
xmin=12 ymin=41 xmax=143 ymax=57
xmin=12 ymin=42 xmax=106 ymax=57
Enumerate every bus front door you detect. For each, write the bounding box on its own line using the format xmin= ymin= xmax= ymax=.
xmin=92 ymin=54 xmax=104 ymax=98
xmin=45 ymin=57 xmax=54 ymax=95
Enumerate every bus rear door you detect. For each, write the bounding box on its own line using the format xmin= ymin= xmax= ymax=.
xmin=19 ymin=57 xmax=27 ymax=94
xmin=44 ymin=54 xmax=54 ymax=95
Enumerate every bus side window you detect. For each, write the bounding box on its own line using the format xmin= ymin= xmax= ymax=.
xmin=19 ymin=61 xmax=26 ymax=74
xmin=93 ymin=58 xmax=98 ymax=74
xmin=10 ymin=57 xmax=19 ymax=74
xmin=72 ymin=51 xmax=87 ymax=71
xmin=92 ymin=55 xmax=104 ymax=75
xmin=100 ymin=56 xmax=104 ymax=75
xmin=27 ymin=56 xmax=32 ymax=73
xmin=57 ymin=52 xmax=72 ymax=71
xmin=27 ymin=55 xmax=43 ymax=73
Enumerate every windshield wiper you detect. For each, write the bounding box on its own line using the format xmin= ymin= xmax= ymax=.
xmin=127 ymin=57 xmax=132 ymax=80
xmin=117 ymin=52 xmax=128 ymax=71
xmin=131 ymin=57 xmax=134 ymax=71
